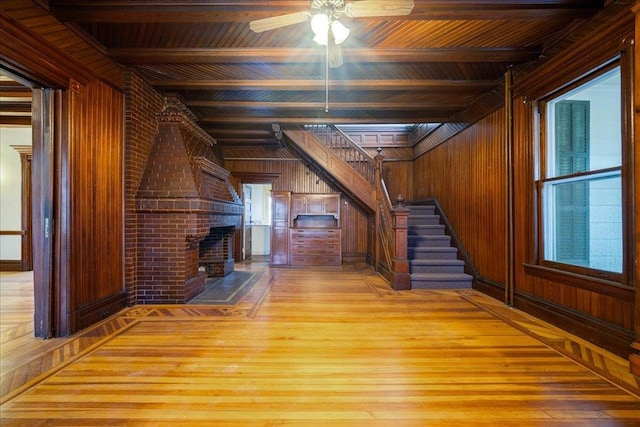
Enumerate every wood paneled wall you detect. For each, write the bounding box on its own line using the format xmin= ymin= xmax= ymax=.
xmin=67 ymin=79 xmax=125 ymax=332
xmin=412 ymin=4 xmax=637 ymax=358
xmin=413 ymin=110 xmax=508 ymax=285
xmin=382 ymin=161 xmax=413 ymax=205
xmin=1 ymin=3 xmax=127 ymax=335
xmin=510 ymin=4 xmax=636 ymax=358
xmin=225 ymin=158 xmax=371 ymax=260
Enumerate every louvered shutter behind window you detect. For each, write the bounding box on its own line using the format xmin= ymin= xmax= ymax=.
xmin=554 ymin=100 xmax=589 ymax=266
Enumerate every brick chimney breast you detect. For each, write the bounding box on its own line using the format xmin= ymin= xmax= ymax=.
xmin=135 ymin=99 xmax=242 ymax=304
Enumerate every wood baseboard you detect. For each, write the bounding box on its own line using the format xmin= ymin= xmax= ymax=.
xmin=514 ymin=291 xmax=635 ymax=360
xmin=473 ymin=277 xmax=634 ymax=362
xmin=73 ymin=291 xmax=127 ymax=332
xmin=0 ymin=260 xmax=23 ymax=271
xmin=342 ymin=253 xmax=367 ymax=264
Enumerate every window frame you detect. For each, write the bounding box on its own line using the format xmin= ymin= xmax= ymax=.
xmin=535 ymin=58 xmax=631 ymax=286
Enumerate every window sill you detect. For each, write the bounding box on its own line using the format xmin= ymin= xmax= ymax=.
xmin=522 ymin=263 xmax=634 ymax=299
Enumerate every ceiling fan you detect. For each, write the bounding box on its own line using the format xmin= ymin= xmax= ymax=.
xmin=249 ymin=0 xmax=415 ymax=68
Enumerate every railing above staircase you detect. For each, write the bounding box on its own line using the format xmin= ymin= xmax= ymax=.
xmin=305 ymin=125 xmax=376 ymax=185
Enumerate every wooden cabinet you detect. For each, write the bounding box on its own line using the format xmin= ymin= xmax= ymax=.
xmin=291 ymin=193 xmax=340 ymax=221
xmin=270 ymin=192 xmax=342 ymax=266
xmin=290 ymin=228 xmax=341 ymax=266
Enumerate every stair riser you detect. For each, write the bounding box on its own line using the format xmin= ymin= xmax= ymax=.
xmin=408 ymin=227 xmax=445 ymax=236
xmin=408 ymin=217 xmax=441 ymax=226
xmin=408 ymin=249 xmax=458 ymax=260
xmin=411 ymin=279 xmax=473 ymax=289
xmin=409 ymin=236 xmax=451 ymax=247
xmin=410 ymin=265 xmax=466 ymax=274
xmin=407 ymin=207 xmax=436 ymax=215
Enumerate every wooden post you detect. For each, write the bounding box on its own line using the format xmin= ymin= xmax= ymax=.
xmin=391 ymin=196 xmax=411 ymax=290
xmin=629 ymin=0 xmax=640 ymax=377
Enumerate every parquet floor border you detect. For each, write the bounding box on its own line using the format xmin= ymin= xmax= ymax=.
xmin=0 ymin=268 xmax=275 ymax=404
xmin=458 ymin=289 xmax=640 ymax=399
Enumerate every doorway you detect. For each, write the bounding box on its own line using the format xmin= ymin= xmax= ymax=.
xmin=242 ymin=183 xmax=272 ymax=262
xmin=0 ymin=74 xmax=33 ymax=271
xmin=1 ymin=67 xmax=59 ymax=338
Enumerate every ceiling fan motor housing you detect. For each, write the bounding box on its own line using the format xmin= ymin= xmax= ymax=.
xmin=311 ymin=0 xmax=346 ymax=18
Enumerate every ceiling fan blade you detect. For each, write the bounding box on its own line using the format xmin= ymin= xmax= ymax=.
xmin=249 ymin=11 xmax=310 ymax=33
xmin=328 ymin=43 xmax=343 ymax=68
xmin=345 ymin=0 xmax=415 ymax=18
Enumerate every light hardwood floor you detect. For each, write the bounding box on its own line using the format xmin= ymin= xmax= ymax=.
xmin=1 ymin=263 xmax=639 ymax=426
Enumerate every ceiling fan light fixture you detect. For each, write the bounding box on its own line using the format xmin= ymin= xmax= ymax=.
xmin=331 ymin=20 xmax=350 ymax=44
xmin=310 ymin=13 xmax=329 ymax=39
xmin=313 ymin=32 xmax=328 ymax=45
xmin=311 ymin=13 xmax=350 ymax=46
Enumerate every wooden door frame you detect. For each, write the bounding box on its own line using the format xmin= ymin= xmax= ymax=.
xmin=31 ymin=87 xmax=57 ymax=338
xmin=231 ymin=173 xmax=280 ymax=262
xmin=10 ymin=145 xmax=34 ymax=272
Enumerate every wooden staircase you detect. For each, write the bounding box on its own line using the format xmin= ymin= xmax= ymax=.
xmin=283 ymin=127 xmax=376 ymax=213
xmin=282 ymin=125 xmax=474 ymax=290
xmin=407 ymin=205 xmax=473 ymax=289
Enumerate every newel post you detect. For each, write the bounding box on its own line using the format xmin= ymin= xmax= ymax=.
xmin=374 ymin=148 xmax=384 ymax=270
xmin=391 ymin=195 xmax=411 ymax=290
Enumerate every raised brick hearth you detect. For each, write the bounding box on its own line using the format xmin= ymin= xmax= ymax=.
xmin=135 ymin=99 xmax=243 ymax=304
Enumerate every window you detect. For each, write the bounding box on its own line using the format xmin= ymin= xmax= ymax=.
xmin=540 ymin=65 xmax=623 ymax=276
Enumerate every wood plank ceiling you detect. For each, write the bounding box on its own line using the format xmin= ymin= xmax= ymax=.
xmin=45 ymin=0 xmax=604 ymax=147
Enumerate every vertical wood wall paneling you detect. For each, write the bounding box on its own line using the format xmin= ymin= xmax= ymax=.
xmin=69 ymin=79 xmax=125 ymax=331
xmin=512 ymin=96 xmax=537 ymax=289
xmin=382 ymin=161 xmax=413 ymax=203
xmin=224 ymin=159 xmax=370 ymax=261
xmin=413 ymin=110 xmax=508 ymax=286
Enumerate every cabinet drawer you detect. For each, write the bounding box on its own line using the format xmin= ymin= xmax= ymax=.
xmin=291 ymin=255 xmax=342 ymax=266
xmin=291 ymin=236 xmax=339 ymax=245
xmin=290 ymin=228 xmax=340 ymax=236
xmin=291 ymin=244 xmax=341 ymax=256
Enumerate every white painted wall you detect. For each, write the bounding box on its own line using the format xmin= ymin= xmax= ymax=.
xmin=249 ymin=184 xmax=272 ymax=255
xmin=0 ymin=127 xmax=31 ymax=261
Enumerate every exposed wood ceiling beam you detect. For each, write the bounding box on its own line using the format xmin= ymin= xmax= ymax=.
xmin=203 ymin=128 xmax=274 ymax=136
xmin=213 ymin=138 xmax=280 ymax=145
xmin=49 ymin=1 xmax=601 ymax=22
xmin=187 ymin=101 xmax=469 ymax=110
xmin=109 ymin=47 xmax=541 ymax=64
xmin=198 ymin=116 xmax=451 ymax=125
xmin=151 ymin=79 xmax=497 ymax=91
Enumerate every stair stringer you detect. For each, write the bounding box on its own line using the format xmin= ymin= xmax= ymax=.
xmin=283 ymin=129 xmax=376 ymax=213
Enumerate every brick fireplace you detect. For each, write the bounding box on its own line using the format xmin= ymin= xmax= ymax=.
xmin=135 ymin=99 xmax=243 ymax=304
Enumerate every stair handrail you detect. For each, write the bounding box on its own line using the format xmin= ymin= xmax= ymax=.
xmin=374 ymin=152 xmax=410 ymax=290
xmin=377 ymin=177 xmax=395 ymax=270
xmin=305 ymin=124 xmax=376 ymax=184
